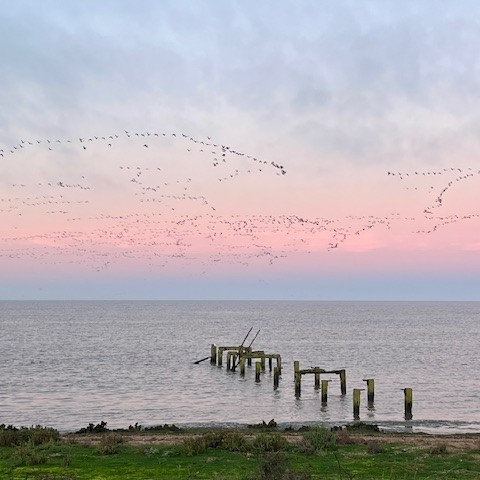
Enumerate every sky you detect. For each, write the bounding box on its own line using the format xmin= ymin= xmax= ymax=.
xmin=1 ymin=0 xmax=480 ymax=300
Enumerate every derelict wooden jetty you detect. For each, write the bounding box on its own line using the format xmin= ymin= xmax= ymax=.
xmin=201 ymin=328 xmax=413 ymax=422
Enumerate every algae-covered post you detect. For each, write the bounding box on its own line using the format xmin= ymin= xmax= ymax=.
xmin=340 ymin=369 xmax=347 ymax=395
xmin=239 ymin=357 xmax=246 ymax=377
xmin=353 ymin=388 xmax=362 ymax=420
xmin=314 ymin=372 xmax=320 ymax=390
xmin=321 ymin=379 xmax=329 ymax=404
xmin=294 ymin=361 xmax=301 ymax=397
xmin=273 ymin=366 xmax=279 ymax=389
xmin=363 ymin=378 xmax=375 ymax=404
xmin=255 ymin=361 xmax=261 ymax=382
xmin=404 ymin=388 xmax=413 ymax=420
xmin=210 ymin=344 xmax=217 ymax=365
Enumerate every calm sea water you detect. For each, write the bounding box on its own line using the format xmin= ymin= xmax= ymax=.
xmin=1 ymin=301 xmax=479 ymax=433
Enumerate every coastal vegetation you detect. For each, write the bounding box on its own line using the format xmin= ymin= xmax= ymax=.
xmin=0 ymin=423 xmax=479 ymax=479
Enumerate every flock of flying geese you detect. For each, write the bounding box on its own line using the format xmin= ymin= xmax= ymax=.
xmin=0 ymin=129 xmax=478 ymax=272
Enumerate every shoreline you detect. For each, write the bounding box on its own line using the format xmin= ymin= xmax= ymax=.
xmin=66 ymin=427 xmax=480 ymax=452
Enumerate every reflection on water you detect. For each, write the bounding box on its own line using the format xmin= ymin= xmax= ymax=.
xmin=0 ymin=301 xmax=479 ymax=433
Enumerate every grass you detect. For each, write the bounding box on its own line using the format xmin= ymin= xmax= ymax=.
xmin=0 ymin=427 xmax=479 ymax=479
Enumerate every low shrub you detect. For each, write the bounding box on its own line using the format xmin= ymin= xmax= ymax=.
xmin=251 ymin=452 xmax=314 ymax=480
xmin=97 ymin=433 xmax=124 ymax=455
xmin=182 ymin=437 xmax=208 ymax=456
xmin=76 ymin=421 xmax=109 ymax=434
xmin=201 ymin=431 xmax=224 ymax=448
xmin=298 ymin=426 xmax=337 ymax=454
xmin=11 ymin=443 xmax=48 ymax=466
xmin=144 ymin=424 xmax=181 ymax=432
xmin=248 ymin=419 xmax=277 ymax=430
xmin=220 ymin=431 xmax=247 ymax=452
xmin=252 ymin=433 xmax=288 ymax=452
xmin=32 ymin=426 xmax=60 ymax=445
xmin=0 ymin=425 xmax=59 ymax=447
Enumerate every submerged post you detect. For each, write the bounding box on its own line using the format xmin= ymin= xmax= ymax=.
xmin=314 ymin=373 xmax=320 ymax=390
xmin=273 ymin=366 xmax=279 ymax=389
xmin=231 ymin=354 xmax=237 ymax=372
xmin=353 ymin=388 xmax=361 ymax=420
xmin=210 ymin=344 xmax=217 ymax=365
xmin=363 ymin=379 xmax=374 ymax=405
xmin=269 ymin=357 xmax=273 ymax=371
xmin=404 ymin=388 xmax=413 ymax=420
xmin=321 ymin=380 xmax=329 ymax=404
xmin=255 ymin=361 xmax=261 ymax=382
xmin=277 ymin=355 xmax=282 ymax=375
xmin=340 ymin=369 xmax=347 ymax=395
xmin=294 ymin=361 xmax=301 ymax=397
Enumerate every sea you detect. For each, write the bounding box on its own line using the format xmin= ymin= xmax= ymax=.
xmin=1 ymin=301 xmax=479 ymax=434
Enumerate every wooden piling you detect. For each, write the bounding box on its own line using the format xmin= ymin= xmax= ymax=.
xmin=353 ymin=388 xmax=361 ymax=420
xmin=260 ymin=356 xmax=266 ymax=372
xmin=363 ymin=379 xmax=374 ymax=404
xmin=269 ymin=357 xmax=273 ymax=372
xmin=277 ymin=355 xmax=282 ymax=375
xmin=210 ymin=344 xmax=217 ymax=365
xmin=217 ymin=347 xmax=223 ymax=367
xmin=239 ymin=357 xmax=246 ymax=377
xmin=226 ymin=352 xmax=232 ymax=371
xmin=231 ymin=354 xmax=237 ymax=372
xmin=314 ymin=373 xmax=320 ymax=390
xmin=404 ymin=388 xmax=413 ymax=420
xmin=255 ymin=361 xmax=261 ymax=382
xmin=340 ymin=369 xmax=347 ymax=395
xmin=273 ymin=366 xmax=279 ymax=389
xmin=294 ymin=361 xmax=301 ymax=397
xmin=321 ymin=380 xmax=329 ymax=403
xmin=247 ymin=357 xmax=252 ymax=366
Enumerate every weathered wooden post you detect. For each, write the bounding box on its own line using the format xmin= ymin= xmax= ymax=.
xmin=226 ymin=352 xmax=232 ymax=371
xmin=404 ymin=388 xmax=413 ymax=420
xmin=314 ymin=373 xmax=321 ymax=390
xmin=269 ymin=357 xmax=273 ymax=371
xmin=273 ymin=366 xmax=279 ymax=389
xmin=340 ymin=369 xmax=347 ymax=395
xmin=363 ymin=379 xmax=374 ymax=405
xmin=239 ymin=357 xmax=246 ymax=377
xmin=260 ymin=355 xmax=266 ymax=372
xmin=255 ymin=361 xmax=261 ymax=382
xmin=294 ymin=361 xmax=301 ymax=397
xmin=321 ymin=380 xmax=329 ymax=404
xmin=353 ymin=388 xmax=361 ymax=420
xmin=277 ymin=355 xmax=282 ymax=375
xmin=210 ymin=344 xmax=217 ymax=365
xmin=217 ymin=347 xmax=224 ymax=367
xmin=247 ymin=356 xmax=252 ymax=366
xmin=231 ymin=354 xmax=237 ymax=372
